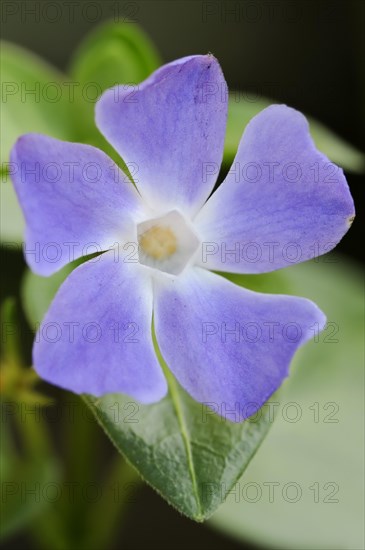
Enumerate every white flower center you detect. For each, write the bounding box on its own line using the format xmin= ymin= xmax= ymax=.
xmin=139 ymin=225 xmax=177 ymax=260
xmin=137 ymin=210 xmax=200 ymax=276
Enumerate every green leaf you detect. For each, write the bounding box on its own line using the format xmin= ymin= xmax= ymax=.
xmin=0 ymin=171 xmax=24 ymax=243
xmin=70 ymin=20 xmax=161 ymax=91
xmin=224 ymin=96 xmax=270 ymax=165
xmin=69 ymin=19 xmax=161 ymax=159
xmin=0 ymin=41 xmax=76 ymax=166
xmin=21 ymin=262 xmax=77 ymax=327
xmin=84 ymin=362 xmax=274 ymax=521
xmin=210 ymin=258 xmax=364 ymax=549
xmin=224 ymin=94 xmax=365 ymax=173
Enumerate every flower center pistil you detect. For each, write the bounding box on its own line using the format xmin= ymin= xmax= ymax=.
xmin=139 ymin=225 xmax=177 ymax=260
xmin=136 ymin=210 xmax=200 ymax=276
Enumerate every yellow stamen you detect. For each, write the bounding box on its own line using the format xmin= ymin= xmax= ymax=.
xmin=139 ymin=225 xmax=177 ymax=260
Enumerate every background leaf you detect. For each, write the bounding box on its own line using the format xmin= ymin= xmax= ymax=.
xmin=70 ymin=20 xmax=161 ymax=92
xmin=69 ymin=19 xmax=161 ymax=160
xmin=209 ymin=258 xmax=364 ymax=550
xmin=0 ymin=41 xmax=76 ymax=166
xmin=21 ymin=263 xmax=75 ymax=328
xmin=0 ymin=171 xmax=24 ymax=243
xmin=224 ymin=94 xmax=365 ymax=173
xmin=84 ymin=362 xmax=275 ymax=521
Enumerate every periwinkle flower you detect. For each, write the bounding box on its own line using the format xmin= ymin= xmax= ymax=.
xmin=11 ymin=55 xmax=354 ymax=420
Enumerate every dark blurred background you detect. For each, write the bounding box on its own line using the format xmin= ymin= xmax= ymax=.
xmin=1 ymin=1 xmax=364 ymax=549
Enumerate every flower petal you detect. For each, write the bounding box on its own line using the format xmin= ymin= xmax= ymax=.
xmin=95 ymin=55 xmax=227 ymax=217
xmin=154 ymin=267 xmax=325 ymax=421
xmin=33 ymin=251 xmax=167 ymax=402
xmin=195 ymin=105 xmax=355 ymax=273
xmin=11 ymin=134 xmax=145 ymax=275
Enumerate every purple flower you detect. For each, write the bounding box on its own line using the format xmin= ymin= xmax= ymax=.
xmin=11 ymin=55 xmax=354 ymax=420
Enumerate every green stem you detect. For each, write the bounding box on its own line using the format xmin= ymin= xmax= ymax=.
xmin=60 ymin=394 xmax=99 ymax=539
xmin=30 ymin=512 xmax=70 ymax=550
xmin=80 ymin=457 xmax=142 ymax=550
xmin=13 ymin=397 xmax=52 ymax=461
xmin=13 ymin=402 xmax=68 ymax=550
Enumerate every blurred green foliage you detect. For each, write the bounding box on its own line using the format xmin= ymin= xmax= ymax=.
xmin=0 ymin=299 xmax=59 ymax=541
xmin=69 ymin=19 xmax=161 ymax=160
xmin=210 ymin=258 xmax=364 ymax=549
xmin=0 ymin=41 xmax=77 ymax=166
xmin=225 ymin=95 xmax=365 ymax=173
